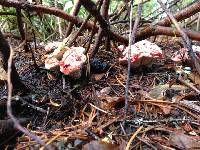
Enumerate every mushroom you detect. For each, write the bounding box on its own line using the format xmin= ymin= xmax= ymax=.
xmin=59 ymin=47 xmax=86 ymax=79
xmin=44 ymin=41 xmax=86 ymax=78
xmin=44 ymin=41 xmax=64 ymax=70
xmin=119 ymin=40 xmax=162 ymax=68
xmin=171 ymin=45 xmax=200 ymax=62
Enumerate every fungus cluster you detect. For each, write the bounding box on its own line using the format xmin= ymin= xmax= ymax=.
xmin=44 ymin=42 xmax=86 ymax=78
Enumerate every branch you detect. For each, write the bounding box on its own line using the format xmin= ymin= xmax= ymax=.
xmin=136 ymin=25 xmax=200 ymax=41
xmin=1 ymin=0 xmax=200 ymax=44
xmin=6 ymin=41 xmax=52 ymax=149
xmin=0 ymin=0 xmax=128 ymax=44
xmin=158 ymin=1 xmax=200 ymax=26
xmin=65 ymin=0 xmax=82 ymax=37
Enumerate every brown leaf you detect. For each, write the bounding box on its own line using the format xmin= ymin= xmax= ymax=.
xmin=99 ymin=87 xmax=111 ymax=96
xmin=149 ymin=102 xmax=172 ymax=115
xmin=169 ymin=130 xmax=200 ymax=149
xmin=98 ymin=96 xmax=125 ymax=110
xmin=149 ymin=84 xmax=187 ymax=100
xmin=82 ymin=140 xmax=120 ymax=150
xmin=91 ymin=73 xmax=105 ymax=81
xmin=188 ymin=71 xmax=200 ymax=86
xmin=159 ymin=105 xmax=172 ymax=115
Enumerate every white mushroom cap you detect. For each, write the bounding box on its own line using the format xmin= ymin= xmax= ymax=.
xmin=119 ymin=40 xmax=162 ymax=68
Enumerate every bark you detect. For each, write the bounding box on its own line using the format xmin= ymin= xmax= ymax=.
xmin=158 ymin=1 xmax=200 ymax=26
xmin=136 ymin=25 xmax=200 ymax=41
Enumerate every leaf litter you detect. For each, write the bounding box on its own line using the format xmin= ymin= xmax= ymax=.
xmin=1 ymin=37 xmax=200 ymax=149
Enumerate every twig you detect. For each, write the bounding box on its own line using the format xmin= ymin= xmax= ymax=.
xmin=126 ymin=118 xmax=200 ymax=124
xmin=120 ymin=122 xmax=127 ymax=136
xmin=97 ymin=116 xmax=121 ymax=132
xmin=124 ymin=0 xmax=143 ymax=123
xmin=54 ymin=0 xmax=62 ymax=39
xmin=39 ymin=124 xmax=81 ymax=150
xmin=87 ymin=0 xmax=110 ymax=58
xmin=178 ymin=77 xmax=200 ymax=94
xmin=14 ymin=96 xmax=47 ymax=113
xmin=84 ymin=0 xmax=103 ymax=55
xmin=65 ymin=0 xmax=81 ymax=37
xmin=68 ymin=0 xmax=102 ymax=48
xmin=136 ymin=136 xmax=158 ymax=150
xmin=26 ymin=11 xmax=38 ymax=69
xmin=6 ymin=45 xmax=51 ymax=149
xmin=125 ymin=126 xmax=143 ymax=150
xmin=115 ymin=76 xmax=134 ymax=98
xmin=16 ymin=8 xmax=29 ymax=52
xmin=89 ymin=103 xmax=110 ymax=114
xmin=124 ymin=1 xmax=133 ymax=124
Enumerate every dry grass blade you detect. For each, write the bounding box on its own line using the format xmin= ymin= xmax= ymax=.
xmin=125 ymin=126 xmax=143 ymax=150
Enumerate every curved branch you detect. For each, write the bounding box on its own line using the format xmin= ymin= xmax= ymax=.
xmin=136 ymin=25 xmax=200 ymax=41
xmin=0 ymin=0 xmax=128 ymax=44
xmin=0 ymin=0 xmax=94 ymax=30
xmin=158 ymin=1 xmax=200 ymax=26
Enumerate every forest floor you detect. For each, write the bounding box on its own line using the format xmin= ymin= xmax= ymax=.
xmin=1 ymin=36 xmax=200 ymax=149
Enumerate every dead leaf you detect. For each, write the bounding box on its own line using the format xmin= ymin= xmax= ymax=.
xmin=158 ymin=105 xmax=172 ymax=115
xmin=148 ymin=102 xmax=172 ymax=115
xmin=181 ymin=123 xmax=193 ymax=133
xmin=82 ymin=140 xmax=120 ymax=150
xmin=99 ymin=87 xmax=111 ymax=96
xmin=188 ymin=71 xmax=200 ymax=86
xmin=149 ymin=84 xmax=187 ymax=99
xmin=169 ymin=130 xmax=200 ymax=149
xmin=91 ymin=73 xmax=105 ymax=81
xmin=98 ymin=96 xmax=125 ymax=110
